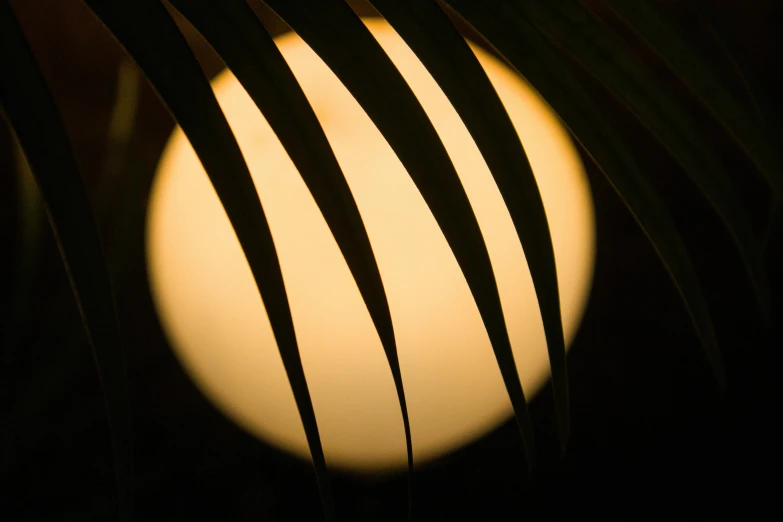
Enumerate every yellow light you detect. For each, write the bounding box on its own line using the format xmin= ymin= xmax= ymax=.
xmin=146 ymin=19 xmax=595 ymax=473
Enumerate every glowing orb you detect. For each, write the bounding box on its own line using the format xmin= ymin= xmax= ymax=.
xmin=146 ymin=18 xmax=595 ymax=472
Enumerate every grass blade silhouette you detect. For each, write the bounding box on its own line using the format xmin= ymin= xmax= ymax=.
xmin=80 ymin=0 xmax=335 ymax=518
xmin=264 ymin=0 xmax=536 ymax=474
xmin=508 ymin=0 xmax=769 ymax=317
xmin=367 ymin=0 xmax=570 ymax=454
xmin=444 ymin=0 xmax=726 ymax=388
xmin=167 ymin=0 xmax=414 ymax=514
xmin=688 ymin=0 xmax=783 ymax=253
xmin=0 ymin=4 xmax=133 ymax=519
xmin=603 ymin=0 xmax=783 ymax=201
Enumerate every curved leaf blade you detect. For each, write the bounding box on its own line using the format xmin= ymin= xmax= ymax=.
xmin=689 ymin=0 xmax=782 ymax=137
xmin=167 ymin=0 xmax=414 ymax=507
xmin=263 ymin=0 xmax=536 ymax=473
xmin=688 ymin=0 xmax=783 ymax=255
xmin=0 ymin=4 xmax=133 ymax=520
xmin=97 ymin=59 xmax=141 ymax=225
xmin=509 ymin=0 xmax=769 ymax=317
xmin=603 ymin=0 xmax=783 ymax=200
xmin=5 ymin=136 xmax=44 ymax=365
xmin=79 ymin=0 xmax=336 ymax=519
xmin=367 ymin=0 xmax=569 ymax=453
xmin=443 ymin=0 xmax=726 ymax=388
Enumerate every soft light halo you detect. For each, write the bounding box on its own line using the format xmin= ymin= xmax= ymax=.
xmin=145 ymin=18 xmax=595 ymax=472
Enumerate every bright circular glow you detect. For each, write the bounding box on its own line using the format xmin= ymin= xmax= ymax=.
xmin=146 ymin=18 xmax=595 ymax=472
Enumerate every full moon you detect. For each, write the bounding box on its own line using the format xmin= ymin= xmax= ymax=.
xmin=146 ymin=18 xmax=595 ymax=472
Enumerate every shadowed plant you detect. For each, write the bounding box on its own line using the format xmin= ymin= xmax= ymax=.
xmin=1 ymin=0 xmax=779 ymax=520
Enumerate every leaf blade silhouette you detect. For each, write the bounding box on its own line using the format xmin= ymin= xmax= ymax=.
xmin=604 ymin=0 xmax=783 ymax=200
xmin=367 ymin=0 xmax=570 ymax=454
xmin=80 ymin=0 xmax=335 ymax=518
xmin=444 ymin=0 xmax=725 ymax=388
xmin=510 ymin=0 xmax=769 ymax=317
xmin=167 ymin=0 xmax=414 ymax=512
xmin=263 ymin=0 xmax=536 ymax=473
xmin=0 ymin=4 xmax=133 ymax=520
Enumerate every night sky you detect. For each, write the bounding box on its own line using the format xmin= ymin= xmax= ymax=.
xmin=2 ymin=1 xmax=781 ymax=520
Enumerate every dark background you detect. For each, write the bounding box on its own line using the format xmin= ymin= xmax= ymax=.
xmin=2 ymin=0 xmax=782 ymax=520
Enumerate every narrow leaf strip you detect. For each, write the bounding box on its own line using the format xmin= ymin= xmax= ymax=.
xmin=443 ymin=0 xmax=726 ymax=387
xmin=367 ymin=0 xmax=570 ymax=453
xmin=688 ymin=0 xmax=783 ymax=254
xmin=263 ymin=0 xmax=536 ymax=472
xmin=509 ymin=0 xmax=769 ymax=316
xmin=603 ymin=0 xmax=783 ymax=200
xmin=167 ymin=0 xmax=414 ymax=510
xmin=0 ymin=4 xmax=133 ymax=520
xmin=5 ymin=138 xmax=43 ymax=364
xmin=689 ymin=0 xmax=782 ymax=137
xmin=79 ymin=0 xmax=335 ymax=518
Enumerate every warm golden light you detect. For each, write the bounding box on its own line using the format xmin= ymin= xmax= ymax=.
xmin=146 ymin=19 xmax=595 ymax=472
